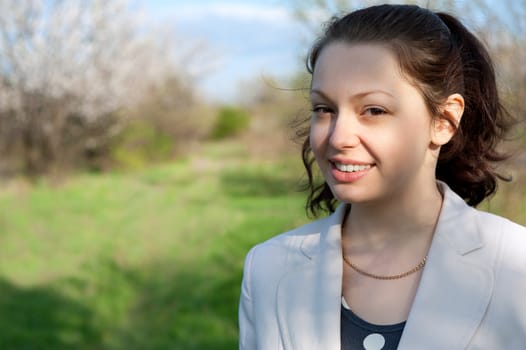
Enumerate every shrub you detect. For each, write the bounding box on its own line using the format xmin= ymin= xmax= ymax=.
xmin=110 ymin=120 xmax=174 ymax=170
xmin=210 ymin=106 xmax=250 ymax=139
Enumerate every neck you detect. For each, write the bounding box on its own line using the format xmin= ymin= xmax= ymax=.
xmin=343 ymin=182 xmax=443 ymax=252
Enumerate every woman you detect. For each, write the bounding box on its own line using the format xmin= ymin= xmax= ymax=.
xmin=239 ymin=4 xmax=526 ymax=349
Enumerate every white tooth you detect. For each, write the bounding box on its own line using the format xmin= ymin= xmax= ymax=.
xmin=335 ymin=163 xmax=372 ymax=172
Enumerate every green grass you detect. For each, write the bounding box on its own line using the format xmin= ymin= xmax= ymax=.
xmin=0 ymin=142 xmax=309 ymax=349
xmin=0 ymin=140 xmax=524 ymax=349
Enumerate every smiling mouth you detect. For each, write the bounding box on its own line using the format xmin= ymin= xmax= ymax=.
xmin=333 ymin=162 xmax=373 ymax=173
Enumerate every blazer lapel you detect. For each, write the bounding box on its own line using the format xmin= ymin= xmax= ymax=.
xmin=398 ymin=184 xmax=495 ymax=349
xmin=276 ymin=205 xmax=347 ymax=350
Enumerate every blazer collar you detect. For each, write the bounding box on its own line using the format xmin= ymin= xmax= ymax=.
xmin=299 ymin=204 xmax=348 ymax=260
xmin=398 ymin=182 xmax=494 ymax=349
xmin=432 ymin=181 xmax=484 ymax=255
xmin=277 ymin=204 xmax=346 ymax=350
xmin=277 ymin=182 xmax=494 ymax=350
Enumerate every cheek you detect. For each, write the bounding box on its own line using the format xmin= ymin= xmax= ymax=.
xmin=386 ymin=116 xmax=432 ymax=160
xmin=394 ymin=107 xmax=433 ymax=141
xmin=409 ymin=116 xmax=434 ymax=149
xmin=309 ymin=122 xmax=330 ymax=160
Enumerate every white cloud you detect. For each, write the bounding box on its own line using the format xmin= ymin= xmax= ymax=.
xmin=165 ymin=3 xmax=292 ymax=23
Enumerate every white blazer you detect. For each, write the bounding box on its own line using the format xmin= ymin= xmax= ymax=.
xmin=239 ymin=183 xmax=526 ymax=349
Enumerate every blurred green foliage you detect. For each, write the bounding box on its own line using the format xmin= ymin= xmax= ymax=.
xmin=110 ymin=120 xmax=174 ymax=170
xmin=211 ymin=106 xmax=250 ymax=139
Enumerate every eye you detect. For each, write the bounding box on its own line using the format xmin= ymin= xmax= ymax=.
xmin=362 ymin=106 xmax=387 ymax=117
xmin=311 ymin=105 xmax=334 ymax=117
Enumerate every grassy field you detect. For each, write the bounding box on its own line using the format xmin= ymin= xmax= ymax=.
xmin=0 ymin=140 xmax=524 ymax=349
xmin=0 ymin=141 xmax=309 ymax=349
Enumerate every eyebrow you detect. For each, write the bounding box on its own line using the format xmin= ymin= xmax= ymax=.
xmin=310 ymin=88 xmax=395 ymax=100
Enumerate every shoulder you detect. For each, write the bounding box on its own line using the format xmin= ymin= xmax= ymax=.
xmin=441 ymin=181 xmax=526 ymax=276
xmin=240 ymin=213 xmax=335 ymax=309
xmin=245 ymin=213 xmax=334 ymax=267
xmin=242 ymin=205 xmax=345 ymax=286
xmin=441 ymin=182 xmax=526 ymax=271
xmin=474 ymin=209 xmax=526 ymax=271
xmin=473 ymin=209 xmax=526 ymax=307
xmin=473 ymin=210 xmax=526 ymax=332
xmin=474 ymin=207 xmax=525 ymax=234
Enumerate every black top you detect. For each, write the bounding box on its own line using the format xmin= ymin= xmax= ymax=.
xmin=341 ymin=302 xmax=406 ymax=350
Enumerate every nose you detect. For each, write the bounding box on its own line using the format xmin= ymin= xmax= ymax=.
xmin=329 ymin=111 xmax=361 ymax=149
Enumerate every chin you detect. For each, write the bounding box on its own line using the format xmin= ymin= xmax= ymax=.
xmin=329 ymin=185 xmax=375 ymax=205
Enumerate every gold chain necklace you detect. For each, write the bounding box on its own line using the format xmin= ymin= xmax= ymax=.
xmin=342 ymin=255 xmax=427 ymax=280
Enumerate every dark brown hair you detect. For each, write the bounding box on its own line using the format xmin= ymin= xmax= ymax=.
xmin=300 ymin=4 xmax=514 ymax=217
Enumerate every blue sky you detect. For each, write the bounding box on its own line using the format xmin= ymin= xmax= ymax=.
xmin=137 ymin=0 xmax=509 ymax=103
xmin=138 ymin=0 xmax=308 ymax=103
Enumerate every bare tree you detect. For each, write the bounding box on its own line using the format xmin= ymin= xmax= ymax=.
xmin=0 ymin=0 xmax=183 ymax=176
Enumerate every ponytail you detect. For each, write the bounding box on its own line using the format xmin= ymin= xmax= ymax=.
xmin=435 ymin=13 xmax=513 ymax=206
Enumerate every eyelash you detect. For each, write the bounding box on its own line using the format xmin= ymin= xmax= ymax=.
xmin=363 ymin=106 xmax=387 ymax=116
xmin=311 ymin=106 xmax=334 ymax=116
xmin=311 ymin=105 xmax=387 ymax=117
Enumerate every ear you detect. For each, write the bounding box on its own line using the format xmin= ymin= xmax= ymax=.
xmin=431 ymin=93 xmax=464 ymax=146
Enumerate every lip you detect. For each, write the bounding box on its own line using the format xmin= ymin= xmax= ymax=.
xmin=329 ymin=158 xmax=374 ymax=183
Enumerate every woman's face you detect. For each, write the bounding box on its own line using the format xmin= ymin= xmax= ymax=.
xmin=309 ymin=42 xmax=439 ymax=205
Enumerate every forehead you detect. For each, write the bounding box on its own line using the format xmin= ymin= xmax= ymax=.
xmin=311 ymin=42 xmax=407 ymax=94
